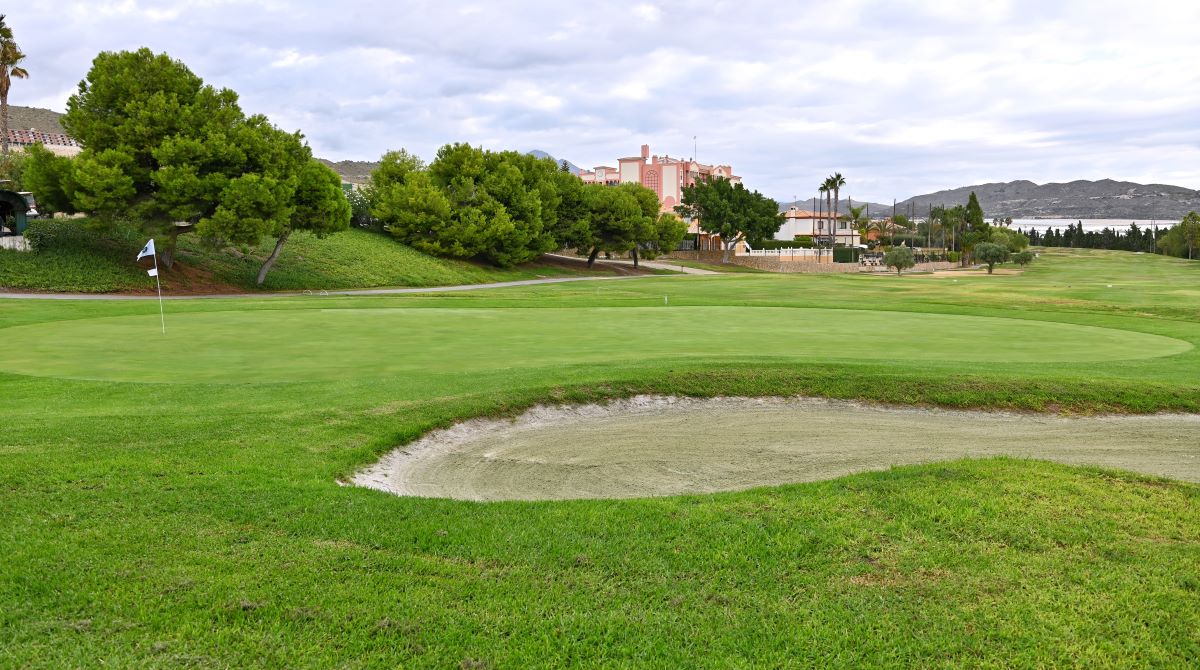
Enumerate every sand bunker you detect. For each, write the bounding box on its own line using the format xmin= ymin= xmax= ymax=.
xmin=350 ymin=397 xmax=1200 ymax=501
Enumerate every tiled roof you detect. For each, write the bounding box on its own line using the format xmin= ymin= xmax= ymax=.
xmin=7 ymin=128 xmax=81 ymax=147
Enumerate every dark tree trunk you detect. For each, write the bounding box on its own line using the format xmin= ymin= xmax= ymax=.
xmin=586 ymin=246 xmax=600 ymax=268
xmin=631 ymin=247 xmax=639 ymax=268
xmin=257 ymin=229 xmax=291 ymax=286
xmin=161 ymin=231 xmax=178 ymax=269
xmin=1 ymin=96 xmax=9 ymax=155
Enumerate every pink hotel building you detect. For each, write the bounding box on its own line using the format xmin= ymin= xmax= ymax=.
xmin=578 ymin=144 xmax=740 ymax=241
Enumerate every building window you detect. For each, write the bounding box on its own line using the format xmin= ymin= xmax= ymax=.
xmin=644 ymin=170 xmax=659 ymax=193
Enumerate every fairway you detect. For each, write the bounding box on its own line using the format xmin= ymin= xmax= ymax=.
xmin=4 ymin=249 xmax=1200 ymax=667
xmin=0 ymin=305 xmax=1190 ymax=383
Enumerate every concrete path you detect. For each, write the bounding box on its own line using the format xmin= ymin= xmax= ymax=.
xmin=0 ymin=273 xmax=672 ymax=301
xmin=579 ymin=257 xmax=719 ymax=275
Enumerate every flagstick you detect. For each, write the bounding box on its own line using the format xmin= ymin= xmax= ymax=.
xmin=153 ymin=253 xmax=165 ymax=335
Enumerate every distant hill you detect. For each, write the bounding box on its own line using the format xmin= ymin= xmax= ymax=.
xmin=528 ymin=150 xmax=581 ymax=174
xmin=897 ymin=179 xmax=1200 ymax=220
xmin=5 ymin=105 xmax=67 ymax=134
xmin=317 ymin=159 xmax=378 ymax=185
xmin=777 ymin=198 xmax=893 ymax=216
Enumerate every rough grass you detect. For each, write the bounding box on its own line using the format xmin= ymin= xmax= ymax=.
xmin=173 ymin=228 xmax=631 ymax=290
xmin=1 ymin=248 xmax=1199 ymax=667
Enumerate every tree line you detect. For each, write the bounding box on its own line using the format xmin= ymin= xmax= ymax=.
xmin=15 ymin=46 xmax=699 ymax=276
xmin=20 ymin=48 xmax=350 ymax=285
xmin=1023 ymin=215 xmax=1199 ymax=259
xmin=363 ymin=145 xmax=687 ymax=268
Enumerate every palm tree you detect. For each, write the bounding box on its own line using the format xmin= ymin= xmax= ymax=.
xmin=829 ymin=172 xmax=846 ymax=245
xmin=819 ymin=176 xmax=835 ymax=246
xmin=817 ymin=180 xmax=830 ymax=246
xmin=849 ymin=204 xmax=869 ymax=243
xmin=0 ymin=15 xmax=29 ymax=156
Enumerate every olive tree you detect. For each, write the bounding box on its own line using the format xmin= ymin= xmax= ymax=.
xmin=884 ymin=246 xmax=915 ymax=275
xmin=974 ymin=242 xmax=1010 ymax=274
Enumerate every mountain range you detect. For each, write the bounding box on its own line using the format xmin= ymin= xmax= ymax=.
xmin=527 ymin=150 xmax=581 ymax=174
xmin=891 ymin=180 xmax=1200 ymax=220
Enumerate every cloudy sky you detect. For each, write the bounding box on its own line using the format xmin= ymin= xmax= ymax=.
xmin=11 ymin=0 xmax=1200 ymax=201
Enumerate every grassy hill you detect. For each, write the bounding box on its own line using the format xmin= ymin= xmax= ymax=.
xmin=0 ymin=220 xmax=641 ymax=293
xmin=4 ymin=104 xmax=67 ymax=134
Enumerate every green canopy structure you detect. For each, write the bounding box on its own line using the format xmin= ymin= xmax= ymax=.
xmin=0 ymin=189 xmax=32 ymax=235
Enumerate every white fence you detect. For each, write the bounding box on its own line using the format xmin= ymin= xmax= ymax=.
xmin=742 ymin=248 xmax=826 ymax=258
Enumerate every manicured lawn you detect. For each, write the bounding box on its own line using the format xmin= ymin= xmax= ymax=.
xmin=1 ymin=248 xmax=1199 ymax=667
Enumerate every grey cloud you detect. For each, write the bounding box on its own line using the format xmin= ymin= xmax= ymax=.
xmin=9 ymin=0 xmax=1200 ymax=200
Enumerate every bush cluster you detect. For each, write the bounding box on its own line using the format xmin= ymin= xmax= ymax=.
xmin=23 ymin=219 xmax=100 ymax=253
xmin=368 ymin=145 xmax=686 ymax=267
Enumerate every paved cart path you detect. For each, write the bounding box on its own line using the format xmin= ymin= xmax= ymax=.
xmin=0 ymin=271 xmax=684 ymax=301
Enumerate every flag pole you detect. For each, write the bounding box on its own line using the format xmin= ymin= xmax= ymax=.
xmin=153 ymin=252 xmax=165 ymax=334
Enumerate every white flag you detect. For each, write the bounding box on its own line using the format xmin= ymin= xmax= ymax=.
xmin=147 ymin=268 xmax=158 ymax=277
xmin=136 ymin=239 xmax=156 ymax=261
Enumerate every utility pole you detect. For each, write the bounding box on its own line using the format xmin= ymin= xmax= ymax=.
xmin=928 ymin=202 xmax=933 ymax=249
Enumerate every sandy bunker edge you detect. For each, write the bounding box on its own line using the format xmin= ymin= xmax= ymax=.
xmin=345 ymin=395 xmax=1200 ymax=501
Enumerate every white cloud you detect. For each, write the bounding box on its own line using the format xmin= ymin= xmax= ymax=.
xmin=269 ymin=49 xmax=318 ymax=69
xmin=633 ymin=3 xmax=662 ymax=23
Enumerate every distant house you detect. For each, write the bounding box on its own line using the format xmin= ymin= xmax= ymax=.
xmin=6 ymin=128 xmax=82 ymax=156
xmin=777 ymin=206 xmax=856 ymax=245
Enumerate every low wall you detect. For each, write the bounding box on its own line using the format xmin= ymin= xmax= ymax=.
xmin=663 ymin=250 xmax=957 ymax=274
xmin=0 ymin=235 xmax=30 ymax=252
xmin=728 ymin=257 xmax=860 ymax=273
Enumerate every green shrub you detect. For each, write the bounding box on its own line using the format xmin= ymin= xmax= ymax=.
xmin=23 ymin=219 xmax=98 ymax=253
xmin=948 ymin=251 xmax=962 ymax=263
xmin=833 ymin=247 xmax=861 ymax=263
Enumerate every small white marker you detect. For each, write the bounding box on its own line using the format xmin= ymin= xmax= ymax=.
xmin=664 ymin=295 xmax=669 ymax=305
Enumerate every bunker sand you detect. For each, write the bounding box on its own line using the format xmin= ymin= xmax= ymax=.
xmin=352 ymin=397 xmax=1200 ymax=501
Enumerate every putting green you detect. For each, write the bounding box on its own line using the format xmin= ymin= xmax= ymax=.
xmin=0 ymin=306 xmax=1190 ymax=383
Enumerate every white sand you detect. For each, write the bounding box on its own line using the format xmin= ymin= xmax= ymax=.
xmin=349 ymin=396 xmax=1200 ymax=501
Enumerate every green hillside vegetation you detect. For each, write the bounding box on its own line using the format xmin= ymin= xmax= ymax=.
xmin=0 ymin=219 xmax=634 ymax=293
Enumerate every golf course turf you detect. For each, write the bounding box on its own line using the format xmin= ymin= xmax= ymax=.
xmin=2 ymin=248 xmax=1199 ymax=667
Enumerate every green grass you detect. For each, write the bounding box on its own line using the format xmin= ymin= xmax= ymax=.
xmin=2 ymin=248 xmax=1199 ymax=667
xmin=1 ymin=222 xmax=628 ymax=293
xmin=0 ymin=221 xmax=153 ymax=292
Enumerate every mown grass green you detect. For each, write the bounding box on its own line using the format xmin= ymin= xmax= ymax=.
xmin=1 ymin=248 xmax=1199 ymax=667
